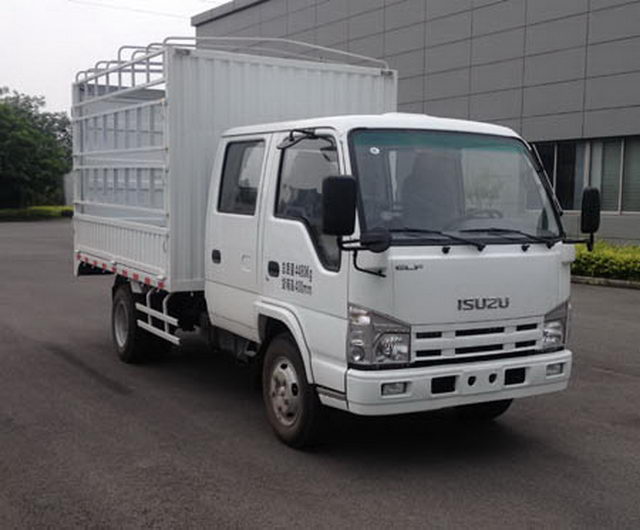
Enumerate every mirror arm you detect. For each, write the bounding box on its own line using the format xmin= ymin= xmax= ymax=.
xmin=337 ymin=238 xmax=387 ymax=277
xmin=352 ymin=251 xmax=386 ymax=278
xmin=338 ymin=237 xmax=366 ymax=252
xmin=563 ymin=234 xmax=595 ymax=252
xmin=353 ymin=250 xmax=387 ymax=278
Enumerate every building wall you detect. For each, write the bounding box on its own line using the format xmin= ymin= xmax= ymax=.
xmin=193 ymin=0 xmax=640 ymax=242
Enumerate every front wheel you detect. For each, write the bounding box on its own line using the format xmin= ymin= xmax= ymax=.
xmin=262 ymin=333 xmax=324 ymax=448
xmin=456 ymin=399 xmax=513 ymax=421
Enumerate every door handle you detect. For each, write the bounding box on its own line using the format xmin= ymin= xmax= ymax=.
xmin=267 ymin=260 xmax=280 ymax=278
xmin=211 ymin=249 xmax=221 ymax=264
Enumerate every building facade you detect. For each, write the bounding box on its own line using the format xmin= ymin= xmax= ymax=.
xmin=192 ymin=0 xmax=640 ymax=242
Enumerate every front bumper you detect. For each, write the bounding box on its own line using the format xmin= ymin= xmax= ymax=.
xmin=345 ymin=349 xmax=572 ymax=416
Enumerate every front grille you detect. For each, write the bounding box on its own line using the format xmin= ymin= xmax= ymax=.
xmin=416 ymin=349 xmax=442 ymax=358
xmin=416 ymin=331 xmax=442 ymax=339
xmin=455 ymin=327 xmax=504 ymax=337
xmin=456 ymin=344 xmax=504 ymax=354
xmin=412 ymin=319 xmax=542 ymax=363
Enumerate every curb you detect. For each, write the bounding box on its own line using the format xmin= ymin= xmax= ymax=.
xmin=572 ymin=275 xmax=640 ymax=290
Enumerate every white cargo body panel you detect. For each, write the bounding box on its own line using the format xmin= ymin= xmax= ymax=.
xmin=72 ymin=40 xmax=397 ymax=292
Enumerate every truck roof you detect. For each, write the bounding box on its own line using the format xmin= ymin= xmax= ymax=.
xmin=223 ymin=113 xmax=521 ymax=140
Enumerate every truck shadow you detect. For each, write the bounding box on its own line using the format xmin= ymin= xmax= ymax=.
xmin=320 ymin=409 xmax=527 ymax=465
xmin=153 ymin=335 xmax=531 ymax=464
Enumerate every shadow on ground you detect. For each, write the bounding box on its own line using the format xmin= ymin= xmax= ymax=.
xmin=136 ymin=334 xmax=530 ymax=464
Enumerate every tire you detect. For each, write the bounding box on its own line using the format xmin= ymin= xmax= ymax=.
xmin=456 ymin=399 xmax=513 ymax=421
xmin=111 ymin=284 xmax=170 ymax=363
xmin=262 ymin=333 xmax=324 ymax=448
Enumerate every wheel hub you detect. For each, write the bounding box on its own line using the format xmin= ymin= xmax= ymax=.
xmin=269 ymin=357 xmax=301 ymax=427
xmin=114 ymin=300 xmax=129 ymax=349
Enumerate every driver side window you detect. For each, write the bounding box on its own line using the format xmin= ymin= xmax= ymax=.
xmin=276 ymin=136 xmax=341 ymax=271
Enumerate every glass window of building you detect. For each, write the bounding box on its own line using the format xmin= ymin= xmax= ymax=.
xmin=590 ymin=139 xmax=622 ymax=211
xmin=555 ymin=141 xmax=586 ymax=211
xmin=622 ymin=137 xmax=640 ymax=212
xmin=533 ymin=136 xmax=640 ymax=213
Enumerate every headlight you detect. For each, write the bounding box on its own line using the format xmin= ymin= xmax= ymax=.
xmin=542 ymin=301 xmax=570 ymax=352
xmin=348 ymin=306 xmax=410 ymax=367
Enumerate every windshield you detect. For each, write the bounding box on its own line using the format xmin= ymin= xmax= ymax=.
xmin=349 ymin=129 xmax=562 ymax=243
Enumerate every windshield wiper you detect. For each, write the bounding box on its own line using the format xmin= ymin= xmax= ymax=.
xmin=459 ymin=227 xmax=557 ymax=248
xmin=390 ymin=228 xmax=485 ymax=251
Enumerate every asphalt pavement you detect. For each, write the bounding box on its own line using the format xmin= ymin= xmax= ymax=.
xmin=1 ymin=220 xmax=639 ymax=529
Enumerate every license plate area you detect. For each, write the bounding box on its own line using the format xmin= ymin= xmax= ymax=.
xmin=430 ymin=366 xmax=528 ymax=397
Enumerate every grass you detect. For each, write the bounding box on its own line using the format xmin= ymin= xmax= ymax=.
xmin=0 ymin=205 xmax=73 ymax=221
xmin=573 ymin=241 xmax=640 ymax=282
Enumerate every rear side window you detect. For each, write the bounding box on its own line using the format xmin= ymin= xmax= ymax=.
xmin=276 ymin=136 xmax=341 ymax=270
xmin=218 ymin=140 xmax=265 ymax=215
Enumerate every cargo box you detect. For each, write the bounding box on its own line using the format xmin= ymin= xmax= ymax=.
xmin=72 ymin=38 xmax=397 ymax=291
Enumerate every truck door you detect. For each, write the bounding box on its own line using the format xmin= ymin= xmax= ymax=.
xmin=261 ymin=131 xmax=349 ymax=390
xmin=205 ymin=135 xmax=269 ymax=340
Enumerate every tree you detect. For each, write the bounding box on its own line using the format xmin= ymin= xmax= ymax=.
xmin=0 ymin=87 xmax=72 ymax=208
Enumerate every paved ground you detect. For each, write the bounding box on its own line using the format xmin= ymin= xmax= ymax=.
xmin=1 ymin=220 xmax=639 ymax=529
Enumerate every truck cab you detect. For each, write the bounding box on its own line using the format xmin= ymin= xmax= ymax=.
xmin=72 ymin=40 xmax=600 ymax=448
xmin=203 ymin=113 xmax=596 ymax=446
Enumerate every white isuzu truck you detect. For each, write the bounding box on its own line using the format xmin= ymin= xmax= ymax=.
xmin=72 ymin=38 xmax=601 ymax=447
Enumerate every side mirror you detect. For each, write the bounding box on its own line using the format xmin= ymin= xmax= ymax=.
xmin=581 ymin=188 xmax=601 ymax=234
xmin=581 ymin=187 xmax=601 ymax=251
xmin=322 ymin=176 xmax=356 ymax=236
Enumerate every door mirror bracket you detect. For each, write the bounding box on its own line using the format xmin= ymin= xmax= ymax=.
xmin=338 ymin=229 xmax=392 ymax=278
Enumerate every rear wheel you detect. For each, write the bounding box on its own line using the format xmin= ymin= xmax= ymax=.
xmin=111 ymin=283 xmax=170 ymax=363
xmin=456 ymin=399 xmax=513 ymax=421
xmin=262 ymin=333 xmax=324 ymax=448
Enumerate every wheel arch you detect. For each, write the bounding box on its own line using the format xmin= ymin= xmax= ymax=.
xmin=112 ymin=275 xmax=129 ymax=298
xmin=256 ymin=302 xmax=315 ymax=384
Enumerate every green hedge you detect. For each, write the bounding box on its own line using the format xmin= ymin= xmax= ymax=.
xmin=0 ymin=205 xmax=73 ymax=221
xmin=572 ymin=242 xmax=640 ymax=282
